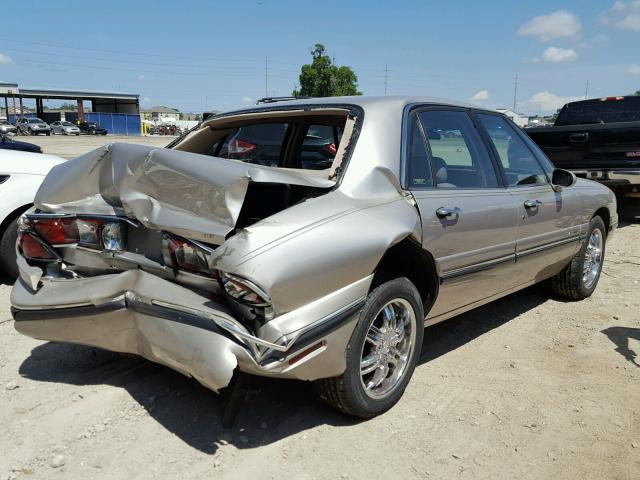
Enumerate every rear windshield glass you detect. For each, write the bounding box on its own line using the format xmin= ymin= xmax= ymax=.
xmin=556 ymin=97 xmax=640 ymax=125
xmin=28 ymin=118 xmax=44 ymax=123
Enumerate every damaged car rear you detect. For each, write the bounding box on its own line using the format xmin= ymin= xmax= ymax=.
xmin=11 ymin=97 xmax=616 ymax=418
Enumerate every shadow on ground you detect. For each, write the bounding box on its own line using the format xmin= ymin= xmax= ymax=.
xmin=617 ymin=197 xmax=640 ymax=228
xmin=18 ymin=285 xmax=549 ymax=455
xmin=602 ymin=326 xmax=640 ymax=367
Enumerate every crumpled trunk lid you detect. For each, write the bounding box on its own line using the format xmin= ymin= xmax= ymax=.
xmin=34 ymin=143 xmax=335 ymax=244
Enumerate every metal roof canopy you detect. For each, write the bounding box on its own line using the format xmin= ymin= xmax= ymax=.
xmin=1 ymin=82 xmax=140 ymax=121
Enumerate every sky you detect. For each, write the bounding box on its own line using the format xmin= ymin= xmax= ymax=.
xmin=1 ymin=0 xmax=640 ymax=115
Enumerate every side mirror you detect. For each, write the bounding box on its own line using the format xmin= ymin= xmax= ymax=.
xmin=551 ymin=168 xmax=576 ymax=191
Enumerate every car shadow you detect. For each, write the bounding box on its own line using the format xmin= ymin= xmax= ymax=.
xmin=616 ymin=197 xmax=640 ymax=228
xmin=601 ymin=326 xmax=640 ymax=367
xmin=419 ymin=285 xmax=548 ymax=364
xmin=16 ymin=285 xmax=549 ymax=454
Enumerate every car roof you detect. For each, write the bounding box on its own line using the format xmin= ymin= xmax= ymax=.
xmin=216 ymin=95 xmax=494 ymax=117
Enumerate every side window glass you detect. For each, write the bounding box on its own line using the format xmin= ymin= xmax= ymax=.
xmin=299 ymin=124 xmax=342 ymax=170
xmin=407 ymin=117 xmax=433 ymax=188
xmin=214 ymin=123 xmax=289 ymax=167
xmin=418 ymin=110 xmax=499 ymax=188
xmin=477 ymin=114 xmax=548 ymax=187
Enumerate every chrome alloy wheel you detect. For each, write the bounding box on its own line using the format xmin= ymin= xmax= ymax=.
xmin=583 ymin=228 xmax=603 ymax=289
xmin=360 ymin=298 xmax=417 ymax=399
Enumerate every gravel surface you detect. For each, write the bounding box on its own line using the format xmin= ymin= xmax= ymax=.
xmin=0 ymin=180 xmax=638 ymax=479
xmin=13 ymin=134 xmax=172 ymax=159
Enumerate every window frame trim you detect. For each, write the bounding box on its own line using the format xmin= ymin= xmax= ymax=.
xmin=401 ymin=104 xmax=505 ymax=191
xmin=472 ymin=110 xmax=553 ymax=188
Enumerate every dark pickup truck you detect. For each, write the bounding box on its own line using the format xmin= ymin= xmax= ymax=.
xmin=526 ymin=96 xmax=640 ymax=196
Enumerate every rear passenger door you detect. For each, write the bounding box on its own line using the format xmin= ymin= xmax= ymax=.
xmin=475 ymin=113 xmax=581 ymax=285
xmin=406 ymin=107 xmax=521 ymax=321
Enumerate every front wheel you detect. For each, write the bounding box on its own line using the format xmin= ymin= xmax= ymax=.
xmin=315 ymin=277 xmax=424 ymax=417
xmin=550 ymin=216 xmax=606 ymax=300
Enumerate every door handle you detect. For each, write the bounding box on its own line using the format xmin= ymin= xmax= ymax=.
xmin=569 ymin=132 xmax=589 ymax=143
xmin=524 ymin=199 xmax=542 ymax=209
xmin=436 ymin=207 xmax=462 ymax=218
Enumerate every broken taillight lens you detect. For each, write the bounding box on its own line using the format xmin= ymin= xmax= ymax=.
xmin=32 ymin=218 xmax=78 ymax=245
xmin=19 ymin=233 xmax=56 ymax=260
xmin=161 ymin=234 xmax=216 ymax=277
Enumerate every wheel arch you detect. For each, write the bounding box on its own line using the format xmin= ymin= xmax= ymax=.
xmin=371 ymin=236 xmax=439 ymax=317
xmin=593 ymin=207 xmax=610 ymax=234
xmin=0 ymin=204 xmax=32 ymax=235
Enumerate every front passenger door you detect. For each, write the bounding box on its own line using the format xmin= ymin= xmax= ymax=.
xmin=406 ymin=108 xmax=520 ymax=321
xmin=476 ymin=113 xmax=581 ymax=286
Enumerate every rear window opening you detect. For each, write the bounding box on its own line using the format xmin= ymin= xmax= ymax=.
xmin=172 ymin=108 xmax=354 ymax=179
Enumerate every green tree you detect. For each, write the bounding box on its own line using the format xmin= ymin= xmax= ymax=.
xmin=635 ymin=90 xmax=640 ymax=96
xmin=293 ymin=44 xmax=361 ymax=97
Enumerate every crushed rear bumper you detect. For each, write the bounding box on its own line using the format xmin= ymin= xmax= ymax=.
xmin=11 ymin=267 xmax=367 ymax=391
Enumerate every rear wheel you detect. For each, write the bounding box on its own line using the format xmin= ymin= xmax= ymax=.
xmin=550 ymin=216 xmax=606 ymax=300
xmin=0 ymin=216 xmax=21 ymax=278
xmin=315 ymin=277 xmax=424 ymax=417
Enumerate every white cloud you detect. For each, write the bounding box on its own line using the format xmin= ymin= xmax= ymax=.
xmin=517 ymin=10 xmax=582 ymax=42
xmin=604 ymin=1 xmax=640 ymax=30
xmin=541 ymin=47 xmax=578 ymax=63
xmin=592 ymin=33 xmax=609 ymax=44
xmin=617 ymin=13 xmax=640 ymax=30
xmin=524 ymin=91 xmax=583 ymax=112
xmin=629 ymin=64 xmax=640 ymax=75
xmin=242 ymin=96 xmax=253 ymax=104
xmin=470 ymin=90 xmax=490 ymax=103
xmin=0 ymin=53 xmax=14 ymax=65
xmin=137 ymin=74 xmax=145 ymax=81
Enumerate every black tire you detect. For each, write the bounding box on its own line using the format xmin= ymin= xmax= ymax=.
xmin=550 ymin=216 xmax=606 ymax=300
xmin=315 ymin=277 xmax=424 ymax=417
xmin=0 ymin=216 xmax=21 ymax=278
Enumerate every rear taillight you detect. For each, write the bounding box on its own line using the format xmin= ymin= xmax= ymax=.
xmin=19 ymin=215 xmax=127 ymax=260
xmin=228 ymin=138 xmax=256 ymax=158
xmin=19 ymin=233 xmax=57 ymax=260
xmin=32 ymin=218 xmax=78 ymax=245
xmin=162 ymin=234 xmax=216 ymax=277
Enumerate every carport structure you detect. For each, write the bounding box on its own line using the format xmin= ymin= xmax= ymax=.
xmin=0 ymin=81 xmax=139 ymax=122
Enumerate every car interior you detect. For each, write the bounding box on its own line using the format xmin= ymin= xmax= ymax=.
xmin=172 ymin=109 xmax=353 ymax=179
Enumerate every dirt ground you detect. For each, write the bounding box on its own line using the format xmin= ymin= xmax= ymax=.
xmin=0 ymin=153 xmax=638 ymax=478
xmin=13 ymin=134 xmax=172 ymax=159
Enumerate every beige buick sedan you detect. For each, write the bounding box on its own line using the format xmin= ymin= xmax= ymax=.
xmin=11 ymin=97 xmax=617 ymax=418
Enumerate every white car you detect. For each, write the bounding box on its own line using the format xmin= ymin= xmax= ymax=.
xmin=0 ymin=150 xmax=65 ymax=277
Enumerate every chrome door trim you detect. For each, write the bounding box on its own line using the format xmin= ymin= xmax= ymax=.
xmin=515 ymin=235 xmax=581 ymax=259
xmin=440 ymin=253 xmax=515 ymax=281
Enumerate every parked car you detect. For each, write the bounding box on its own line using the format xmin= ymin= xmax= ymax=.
xmin=50 ymin=121 xmax=81 ymax=136
xmin=0 ymin=134 xmax=43 ymax=154
xmin=11 ymin=96 xmax=617 ymax=418
xmin=78 ymin=121 xmax=108 ymax=135
xmin=0 ymin=120 xmax=18 ymax=135
xmin=0 ymin=150 xmax=65 ymax=277
xmin=526 ymin=95 xmax=640 ymax=197
xmin=16 ymin=117 xmax=51 ymax=136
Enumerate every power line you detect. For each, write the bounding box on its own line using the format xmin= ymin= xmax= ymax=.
xmin=513 ymin=73 xmax=518 ymax=111
xmin=384 ymin=65 xmax=388 ymax=96
xmin=584 ymin=80 xmax=589 ymax=99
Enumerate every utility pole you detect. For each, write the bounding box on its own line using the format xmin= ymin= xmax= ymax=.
xmin=265 ymin=56 xmax=269 ymax=98
xmin=513 ymin=73 xmax=518 ymax=111
xmin=584 ymin=80 xmax=589 ymax=99
xmin=384 ymin=65 xmax=388 ymax=96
